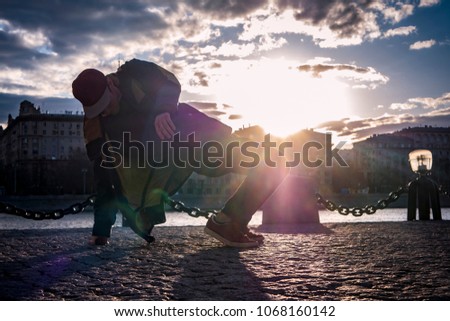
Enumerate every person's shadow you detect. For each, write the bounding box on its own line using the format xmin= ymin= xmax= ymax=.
xmin=171 ymin=247 xmax=269 ymax=300
xmin=0 ymin=228 xmax=131 ymax=300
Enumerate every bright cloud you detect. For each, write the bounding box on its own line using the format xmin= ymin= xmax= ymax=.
xmin=410 ymin=39 xmax=437 ymax=50
xmin=384 ymin=26 xmax=416 ymax=38
xmin=297 ymin=61 xmax=389 ymax=89
xmin=382 ymin=3 xmax=415 ymax=23
xmin=419 ymin=0 xmax=440 ymax=7
xmin=390 ymin=92 xmax=450 ymax=110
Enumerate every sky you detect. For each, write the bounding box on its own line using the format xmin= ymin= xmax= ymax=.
xmin=1 ymin=0 xmax=449 ymax=145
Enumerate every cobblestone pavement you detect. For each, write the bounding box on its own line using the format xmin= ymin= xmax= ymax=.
xmin=1 ymin=221 xmax=449 ymax=300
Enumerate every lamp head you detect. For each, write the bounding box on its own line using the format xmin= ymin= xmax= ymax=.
xmin=409 ymin=149 xmax=432 ymax=174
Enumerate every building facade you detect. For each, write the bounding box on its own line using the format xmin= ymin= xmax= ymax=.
xmin=0 ymin=100 xmax=91 ymax=194
xmin=351 ymin=126 xmax=450 ymax=192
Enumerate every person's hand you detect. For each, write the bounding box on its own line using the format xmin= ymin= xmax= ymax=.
xmin=154 ymin=112 xmax=176 ymax=139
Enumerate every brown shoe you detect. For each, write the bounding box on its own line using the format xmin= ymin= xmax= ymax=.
xmin=243 ymin=227 xmax=265 ymax=243
xmin=88 ymin=236 xmax=109 ymax=246
xmin=204 ymin=216 xmax=259 ymax=248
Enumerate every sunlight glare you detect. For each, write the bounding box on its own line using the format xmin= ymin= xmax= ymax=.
xmin=215 ymin=58 xmax=350 ymax=137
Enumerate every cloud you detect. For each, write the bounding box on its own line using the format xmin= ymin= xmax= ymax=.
xmin=383 ymin=26 xmax=416 ymax=38
xmin=228 ymin=114 xmax=242 ymax=120
xmin=318 ymin=109 xmax=450 ymax=143
xmin=319 ymin=92 xmax=450 ymax=142
xmin=419 ymin=0 xmax=440 ymax=7
xmin=267 ymin=0 xmax=428 ymax=48
xmin=297 ymin=62 xmax=389 ymax=89
xmin=184 ymin=100 xmax=229 ymax=120
xmin=0 ymin=0 xmax=446 ymax=130
xmin=389 ymin=103 xmax=417 ymax=111
xmin=191 ymin=71 xmax=209 ymax=87
xmin=410 ymin=39 xmax=436 ymax=50
xmin=185 ymin=0 xmax=269 ymax=19
xmin=276 ymin=0 xmax=380 ymax=38
xmin=381 ymin=3 xmax=414 ymax=23
xmin=390 ymin=92 xmax=450 ymax=110
xmin=186 ymin=101 xmax=219 ymax=111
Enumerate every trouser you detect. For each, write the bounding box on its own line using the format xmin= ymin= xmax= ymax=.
xmin=92 ymin=136 xmax=290 ymax=236
xmin=192 ymin=136 xmax=290 ymax=226
xmin=92 ymin=157 xmax=117 ymax=237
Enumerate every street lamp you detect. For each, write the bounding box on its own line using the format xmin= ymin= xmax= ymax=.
xmin=407 ymin=149 xmax=441 ymax=221
xmin=409 ymin=149 xmax=433 ymax=174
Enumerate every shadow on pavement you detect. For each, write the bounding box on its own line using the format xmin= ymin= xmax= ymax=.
xmin=256 ymin=223 xmax=333 ymax=234
xmin=171 ymin=247 xmax=269 ymax=300
xmin=0 ymin=229 xmax=130 ymax=300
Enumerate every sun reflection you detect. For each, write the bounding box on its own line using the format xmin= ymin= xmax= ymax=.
xmin=214 ymin=58 xmax=351 ymax=137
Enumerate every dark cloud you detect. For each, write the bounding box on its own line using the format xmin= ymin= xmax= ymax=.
xmin=297 ymin=63 xmax=371 ymax=77
xmin=275 ymin=0 xmax=376 ymax=38
xmin=207 ymin=110 xmax=227 ymax=116
xmin=317 ymin=110 xmax=450 ymax=142
xmin=0 ymin=1 xmax=169 ymax=68
xmin=184 ymin=101 xmax=228 ymax=120
xmin=187 ymin=101 xmax=219 ymax=110
xmin=228 ymin=114 xmax=242 ymax=120
xmin=0 ymin=28 xmax=50 ymax=69
xmin=186 ymin=0 xmax=269 ymax=18
xmin=210 ymin=62 xmax=222 ymax=68
xmin=192 ymin=71 xmax=209 ymax=87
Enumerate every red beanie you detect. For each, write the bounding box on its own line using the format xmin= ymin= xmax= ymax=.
xmin=72 ymin=69 xmax=111 ymax=119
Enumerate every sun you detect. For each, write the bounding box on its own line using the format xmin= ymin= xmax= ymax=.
xmin=214 ymin=58 xmax=351 ymax=137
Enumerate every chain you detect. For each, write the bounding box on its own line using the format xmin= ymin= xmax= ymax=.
xmin=1 ymin=185 xmax=413 ymax=220
xmin=316 ymin=186 xmax=408 ymax=217
xmin=0 ymin=194 xmax=216 ymax=220
xmin=439 ymin=185 xmax=450 ymax=199
xmin=0 ymin=195 xmax=96 ymax=220
xmin=163 ymin=196 xmax=216 ymax=219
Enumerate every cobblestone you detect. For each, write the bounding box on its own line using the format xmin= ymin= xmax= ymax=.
xmin=1 ymin=221 xmax=450 ymax=300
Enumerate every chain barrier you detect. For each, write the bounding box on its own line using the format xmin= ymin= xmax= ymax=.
xmin=163 ymin=196 xmax=216 ymax=219
xmin=316 ymin=186 xmax=408 ymax=217
xmin=0 ymin=194 xmax=215 ymax=221
xmin=2 ymin=183 xmax=447 ymax=221
xmin=438 ymin=185 xmax=450 ymax=199
xmin=0 ymin=195 xmax=96 ymax=220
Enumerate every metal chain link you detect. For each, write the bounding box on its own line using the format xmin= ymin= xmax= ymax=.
xmin=0 ymin=195 xmax=96 ymax=220
xmin=163 ymin=196 xmax=216 ymax=219
xmin=438 ymin=185 xmax=450 ymax=199
xmin=316 ymin=186 xmax=408 ymax=216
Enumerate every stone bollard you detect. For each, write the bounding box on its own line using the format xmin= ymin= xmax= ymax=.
xmin=262 ymin=175 xmax=320 ymax=225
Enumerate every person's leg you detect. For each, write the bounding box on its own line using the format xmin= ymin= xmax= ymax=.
xmin=197 ymin=136 xmax=289 ymax=246
xmin=222 ymin=162 xmax=289 ymax=226
xmin=90 ymin=160 xmax=118 ymax=245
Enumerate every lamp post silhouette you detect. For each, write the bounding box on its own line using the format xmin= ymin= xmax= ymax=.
xmin=81 ymin=168 xmax=87 ymax=195
xmin=407 ymin=150 xmax=442 ymax=221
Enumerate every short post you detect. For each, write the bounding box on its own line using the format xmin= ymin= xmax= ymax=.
xmin=407 ymin=150 xmax=442 ymax=221
xmin=81 ymin=168 xmax=87 ymax=195
xmin=262 ymin=175 xmax=319 ymax=225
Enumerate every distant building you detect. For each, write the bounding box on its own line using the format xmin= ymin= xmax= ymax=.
xmin=352 ymin=126 xmax=450 ymax=192
xmin=0 ymin=100 xmax=90 ymax=194
xmin=176 ymin=125 xmax=333 ymax=205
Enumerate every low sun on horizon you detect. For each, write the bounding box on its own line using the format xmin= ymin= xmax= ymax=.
xmin=213 ymin=58 xmax=352 ymax=137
